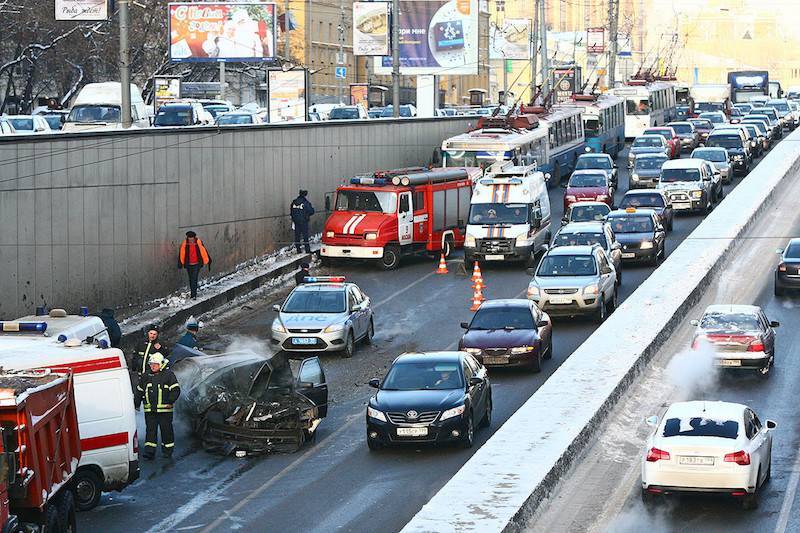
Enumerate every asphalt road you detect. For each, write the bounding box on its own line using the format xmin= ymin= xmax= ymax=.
xmin=80 ymin=143 xmax=773 ymax=533
xmin=528 ymin=138 xmax=800 ymax=533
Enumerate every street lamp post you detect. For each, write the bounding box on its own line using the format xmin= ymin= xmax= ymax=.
xmin=119 ymin=0 xmax=131 ymax=128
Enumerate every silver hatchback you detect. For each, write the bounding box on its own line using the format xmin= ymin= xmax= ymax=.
xmin=271 ymin=277 xmax=374 ymax=358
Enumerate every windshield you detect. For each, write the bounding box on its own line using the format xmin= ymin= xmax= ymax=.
xmin=8 ymin=118 xmax=33 ymax=131
xmin=700 ymin=312 xmax=760 ymax=332
xmin=608 ymin=216 xmax=654 ymax=233
xmin=689 ymin=119 xmax=712 ymax=130
xmin=769 ymin=102 xmax=790 ymax=113
xmin=329 ymin=108 xmax=360 ymax=119
xmin=699 ymin=113 xmax=725 ymax=124
xmin=444 ymin=150 xmax=483 ymax=167
xmin=662 ymin=417 xmax=739 ymax=439
xmin=469 ymin=203 xmax=528 ymax=224
xmin=568 ymin=204 xmax=610 ymax=222
xmin=42 ymin=115 xmax=63 ymax=130
xmin=692 ymin=149 xmax=727 ymax=162
xmin=620 ymin=194 xmax=664 ymax=209
xmin=743 ymin=120 xmax=767 ymax=134
xmin=696 ymin=102 xmax=724 ymax=113
xmin=381 ymin=361 xmax=464 ymax=391
xmin=660 ymin=167 xmax=701 ymax=183
xmin=575 ymin=156 xmax=611 ymax=170
xmin=336 ymin=190 xmax=397 ymax=213
xmin=633 ymin=137 xmax=662 ymax=148
xmin=568 ymin=173 xmax=606 ymax=187
xmin=155 ymin=108 xmax=192 ymax=126
xmin=634 ymin=156 xmax=667 ymax=170
xmin=216 ymin=114 xmax=254 ymax=125
xmin=536 ymin=255 xmax=597 ymax=277
xmin=669 ymin=123 xmax=692 ymax=134
xmin=707 ymin=135 xmax=743 ymax=149
xmin=67 ymin=105 xmax=121 ymax=123
xmin=554 ymin=231 xmax=607 ymax=249
xmin=381 ymin=106 xmax=412 ymax=117
xmin=583 ymin=118 xmax=600 ymax=137
xmin=282 ymin=289 xmax=346 ymax=313
xmin=469 ymin=307 xmax=534 ymax=330
xmin=626 ymin=98 xmax=650 ymax=115
xmin=204 ymin=105 xmax=229 ymax=117
xmin=645 ymin=130 xmax=671 ymax=141
xmin=785 ymin=243 xmax=800 ymax=259
xmin=735 ymin=104 xmax=752 ymax=114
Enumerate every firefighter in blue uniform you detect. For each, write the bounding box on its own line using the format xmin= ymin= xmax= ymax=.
xmin=290 ymin=189 xmax=315 ymax=253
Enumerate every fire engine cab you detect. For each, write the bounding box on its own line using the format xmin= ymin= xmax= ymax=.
xmin=321 ymin=167 xmax=480 ymax=270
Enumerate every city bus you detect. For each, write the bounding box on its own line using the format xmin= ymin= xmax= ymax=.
xmin=611 ymin=81 xmax=677 ymax=139
xmin=728 ymin=71 xmax=769 ymax=103
xmin=569 ymin=94 xmax=625 ymax=157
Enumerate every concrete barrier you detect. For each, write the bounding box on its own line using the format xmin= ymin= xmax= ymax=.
xmin=0 ymin=117 xmax=472 ymax=317
xmin=403 ymin=130 xmax=800 ymax=532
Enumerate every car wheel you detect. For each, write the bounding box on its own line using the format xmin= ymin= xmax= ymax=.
xmin=594 ymin=296 xmax=606 ymax=324
xmin=342 ymin=332 xmax=354 ymax=358
xmin=765 ymin=458 xmax=772 ymax=483
xmin=775 ymin=280 xmax=784 ymax=296
xmin=320 ymin=256 xmax=333 ymax=267
xmin=443 ymin=236 xmax=454 ymax=258
xmin=543 ymin=336 xmax=553 ymax=360
xmin=461 ymin=413 xmax=475 ymax=449
xmin=364 ymin=319 xmax=374 ymax=345
xmin=758 ymin=351 xmax=774 ymax=377
xmin=668 ymin=218 xmax=674 ymax=231
xmin=742 ymin=485 xmax=759 ymax=510
xmin=608 ymin=290 xmax=618 ymax=313
xmin=529 ymin=350 xmax=542 ymax=373
xmin=367 ymin=435 xmax=383 ymax=451
xmin=616 ymin=269 xmax=622 ymax=288
xmin=44 ymin=503 xmax=60 ymax=533
xmin=57 ymin=489 xmax=77 ymax=533
xmin=71 ymin=468 xmax=103 ymax=511
xmin=479 ymin=396 xmax=492 ymax=428
xmin=380 ymin=245 xmax=401 ymax=270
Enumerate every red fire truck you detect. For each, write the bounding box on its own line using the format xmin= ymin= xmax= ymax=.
xmin=321 ymin=167 xmax=480 ymax=269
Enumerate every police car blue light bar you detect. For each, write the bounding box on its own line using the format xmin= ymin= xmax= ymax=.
xmin=0 ymin=322 xmax=48 ymax=333
xmin=304 ymin=276 xmax=346 ymax=283
xmin=350 ymin=177 xmax=388 ymax=186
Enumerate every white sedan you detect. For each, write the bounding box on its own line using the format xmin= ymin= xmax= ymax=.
xmin=641 ymin=400 xmax=775 ymax=509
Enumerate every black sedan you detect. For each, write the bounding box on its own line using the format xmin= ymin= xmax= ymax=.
xmin=775 ymin=238 xmax=800 ymax=296
xmin=606 ymin=209 xmax=666 ymax=265
xmin=617 ymin=190 xmax=674 ymax=231
xmin=366 ymin=352 xmax=492 ymax=450
xmin=458 ymin=299 xmax=552 ymax=371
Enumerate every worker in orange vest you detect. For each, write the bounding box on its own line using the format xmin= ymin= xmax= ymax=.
xmin=177 ymin=230 xmax=211 ymax=299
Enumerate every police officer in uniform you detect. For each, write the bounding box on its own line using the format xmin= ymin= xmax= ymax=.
xmin=132 ymin=325 xmax=169 ymax=376
xmin=290 ymin=189 xmax=315 ymax=254
xmin=134 ymin=353 xmax=181 ymax=459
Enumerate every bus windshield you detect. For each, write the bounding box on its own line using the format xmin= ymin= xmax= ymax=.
xmin=626 ymin=99 xmax=650 ymax=116
xmin=444 ymin=150 xmax=485 ymax=167
xmin=583 ymin=118 xmax=600 ymax=136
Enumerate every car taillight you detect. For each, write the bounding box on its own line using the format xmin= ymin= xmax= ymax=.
xmin=747 ymin=339 xmax=765 ymax=352
xmin=133 ymin=429 xmax=139 ymax=454
xmin=779 ymin=263 xmax=787 ymax=272
xmin=691 ymin=336 xmax=702 ymax=350
xmin=646 ymin=447 xmax=671 ymax=462
xmin=724 ymin=450 xmax=750 ymax=465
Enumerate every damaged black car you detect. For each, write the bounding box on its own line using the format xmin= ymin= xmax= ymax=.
xmin=174 ymin=349 xmax=328 ymax=456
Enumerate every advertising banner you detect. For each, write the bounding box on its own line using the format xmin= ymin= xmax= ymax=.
xmin=55 ymin=0 xmax=108 ymax=20
xmin=551 ymin=66 xmax=582 ymax=104
xmin=587 ymin=27 xmax=605 ymax=54
xmin=268 ymin=70 xmax=307 ymax=123
xmin=353 ymin=2 xmax=390 ymax=56
xmin=374 ymin=0 xmax=479 ymax=75
xmin=168 ymin=3 xmax=277 ymax=62
xmin=153 ymin=76 xmax=182 ymax=112
xmin=350 ymin=84 xmax=369 ymax=107
xmin=489 ymin=19 xmax=531 ymax=60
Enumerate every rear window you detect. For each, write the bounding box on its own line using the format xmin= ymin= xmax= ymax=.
xmin=469 ymin=307 xmax=534 ymax=330
xmin=662 ymin=417 xmax=739 ymax=439
xmin=700 ymin=312 xmax=760 ymax=332
xmin=633 ymin=137 xmax=662 ymax=147
xmin=554 ymin=231 xmax=607 ymax=249
xmin=785 ymin=243 xmax=800 ymax=259
xmin=620 ymin=194 xmax=664 ymax=208
xmin=669 ymin=123 xmax=692 ymax=134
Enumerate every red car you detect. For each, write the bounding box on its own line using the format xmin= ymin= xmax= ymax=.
xmin=643 ymin=126 xmax=680 ymax=159
xmin=563 ymin=170 xmax=614 ymax=212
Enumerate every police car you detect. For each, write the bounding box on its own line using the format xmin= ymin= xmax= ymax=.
xmin=271 ymin=277 xmax=374 ymax=358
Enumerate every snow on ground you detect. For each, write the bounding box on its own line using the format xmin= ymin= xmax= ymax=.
xmin=402 ymin=132 xmax=800 ymax=533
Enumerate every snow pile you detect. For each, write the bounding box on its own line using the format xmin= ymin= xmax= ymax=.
xmin=403 ymin=129 xmax=800 ymax=533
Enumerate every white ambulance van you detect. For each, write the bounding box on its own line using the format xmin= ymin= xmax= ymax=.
xmin=0 ymin=310 xmax=139 ymax=511
xmin=463 ymin=162 xmax=551 ymax=267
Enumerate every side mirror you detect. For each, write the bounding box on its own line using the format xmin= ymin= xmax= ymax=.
xmin=645 ymin=415 xmax=658 ymax=427
xmin=368 ymin=378 xmax=381 ymax=389
xmin=611 ymin=242 xmax=622 ymax=250
xmin=770 ymin=320 xmax=780 ymax=328
xmin=325 ymin=195 xmax=332 ymax=211
xmin=272 ymin=304 xmax=281 ymax=312
xmin=766 ymin=419 xmax=777 ymax=430
xmin=536 ymin=320 xmax=549 ymax=328
xmin=468 ymin=376 xmax=483 ymax=387
xmin=298 ymin=381 xmax=315 ymax=388
xmin=351 ymin=305 xmax=361 ymax=313
xmin=776 ymin=248 xmax=784 ymax=254
xmin=460 ymin=322 xmax=470 ymax=329
xmin=690 ymin=319 xmax=699 ymax=326
xmin=561 ymin=181 xmax=568 ymax=188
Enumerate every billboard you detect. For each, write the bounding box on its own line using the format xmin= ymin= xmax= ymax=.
xmin=353 ymin=2 xmax=391 ymax=56
xmin=55 ymin=0 xmax=108 ymax=20
xmin=350 ymin=84 xmax=369 ymax=107
xmin=551 ymin=66 xmax=582 ymax=104
xmin=489 ymin=19 xmax=530 ymax=60
xmin=587 ymin=27 xmax=605 ymax=54
xmin=153 ymin=76 xmax=182 ymax=112
xmin=268 ymin=70 xmax=307 ymax=123
xmin=374 ymin=0 xmax=479 ymax=75
xmin=168 ymin=3 xmax=277 ymax=63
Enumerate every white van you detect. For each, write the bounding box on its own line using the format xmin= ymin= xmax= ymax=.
xmin=0 ymin=311 xmax=139 ymax=511
xmin=63 ymin=82 xmax=152 ymax=133
xmin=464 ymin=162 xmax=551 ymax=267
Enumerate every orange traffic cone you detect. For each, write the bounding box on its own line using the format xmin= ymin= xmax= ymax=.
xmin=435 ymin=253 xmax=449 ymax=274
xmin=469 ymin=288 xmax=484 ymax=311
xmin=471 ymin=261 xmax=483 ymax=282
xmin=472 ymin=277 xmax=486 ymax=291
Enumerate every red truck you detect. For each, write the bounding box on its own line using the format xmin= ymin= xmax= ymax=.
xmin=321 ymin=167 xmax=480 ymax=269
xmin=0 ymin=369 xmax=80 ymax=533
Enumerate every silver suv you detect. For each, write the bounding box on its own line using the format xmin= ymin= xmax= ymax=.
xmin=526 ymin=245 xmax=618 ymax=323
xmin=550 ymin=222 xmax=623 ymax=286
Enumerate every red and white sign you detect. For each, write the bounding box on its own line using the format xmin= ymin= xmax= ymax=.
xmin=587 ymin=27 xmax=605 ymax=54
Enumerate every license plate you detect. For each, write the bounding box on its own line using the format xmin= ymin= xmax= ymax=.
xmin=485 ymin=254 xmax=505 ymax=261
xmin=397 ymin=427 xmax=428 ymax=437
xmin=679 ymin=456 xmax=715 ymax=466
xmin=673 ymin=203 xmax=691 ymax=210
xmin=484 ymin=356 xmax=509 ymax=365
xmin=291 ymin=337 xmax=316 ymax=345
xmin=716 ymin=359 xmax=742 ymax=367
xmin=549 ymin=296 xmax=573 ymax=304
xmin=622 ymin=252 xmax=636 ymax=259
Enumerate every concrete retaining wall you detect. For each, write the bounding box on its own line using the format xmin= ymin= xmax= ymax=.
xmin=402 ymin=129 xmax=800 ymax=532
xmin=0 ymin=117 xmax=472 ymax=317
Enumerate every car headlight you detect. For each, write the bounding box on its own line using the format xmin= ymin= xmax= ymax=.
xmin=596 ymin=194 xmax=608 ymax=201
xmin=527 ymin=285 xmax=540 ymax=298
xmin=464 ymin=347 xmax=482 ymax=355
xmin=465 ymin=234 xmax=476 ymax=247
xmin=323 ymin=323 xmax=345 ymax=333
xmin=440 ymin=404 xmax=466 ymax=421
xmin=631 ymin=173 xmax=639 ymax=181
xmin=734 ymin=154 xmax=743 ymax=161
xmin=272 ymin=323 xmax=286 ymax=333
xmin=565 ymin=195 xmax=577 ymax=202
xmin=364 ymin=232 xmax=378 ymax=241
xmin=583 ymin=283 xmax=599 ymax=295
xmin=640 ymin=241 xmax=654 ymax=249
xmin=326 ymin=231 xmax=334 ymax=238
xmin=691 ymin=190 xmax=703 ymax=198
xmin=510 ymin=346 xmax=534 ymax=354
xmin=515 ymin=234 xmax=532 ymax=246
xmin=367 ymin=406 xmax=387 ymax=422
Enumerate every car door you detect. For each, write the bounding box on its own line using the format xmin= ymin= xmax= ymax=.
xmin=596 ymin=251 xmax=615 ymax=298
xmin=652 ymin=214 xmax=666 ymax=250
xmin=296 ymin=357 xmax=329 ymax=418
xmin=398 ymin=192 xmax=413 ymax=246
xmin=750 ymin=410 xmax=772 ymax=482
xmin=744 ymin=409 xmax=768 ymax=484
xmin=532 ymin=304 xmax=551 ymax=352
xmin=464 ymin=356 xmax=487 ymax=419
xmin=605 ymin=225 xmax=622 ymax=271
xmin=347 ymin=287 xmax=365 ymax=339
xmin=758 ymin=311 xmax=776 ymax=355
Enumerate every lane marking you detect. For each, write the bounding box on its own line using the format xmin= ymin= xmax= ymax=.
xmin=774 ymin=437 xmax=800 ymax=532
xmin=373 ymin=270 xmax=438 ymax=309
